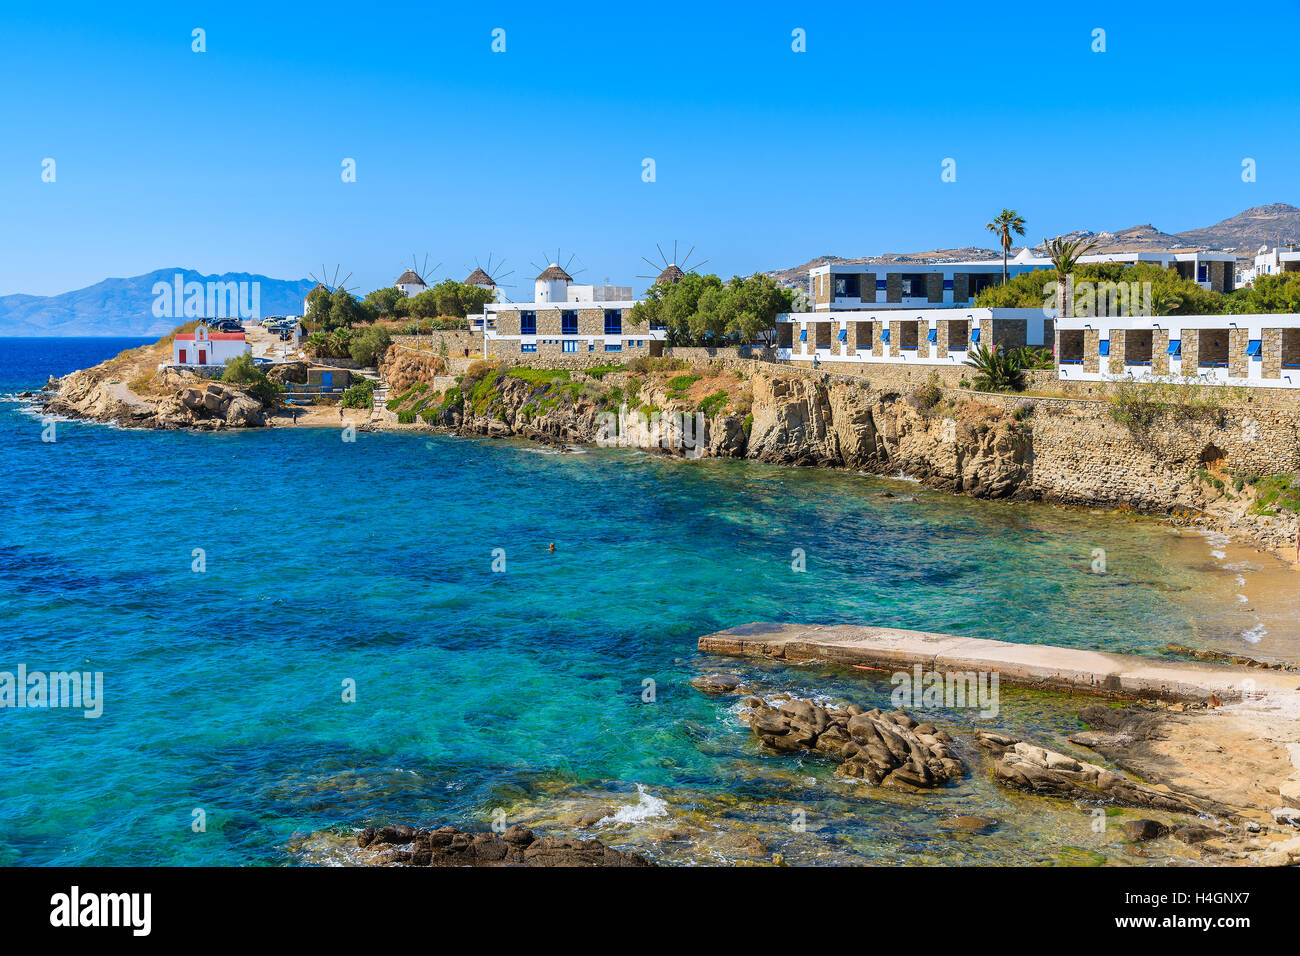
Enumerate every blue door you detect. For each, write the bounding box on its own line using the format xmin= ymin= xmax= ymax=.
xmin=321 ymin=372 xmax=332 ymax=390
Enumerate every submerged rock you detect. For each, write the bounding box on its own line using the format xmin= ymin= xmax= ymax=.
xmin=691 ymin=673 xmax=742 ymax=695
xmin=355 ymin=824 xmax=654 ymax=867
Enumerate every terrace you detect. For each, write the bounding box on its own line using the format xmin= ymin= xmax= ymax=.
xmin=1124 ymin=329 xmax=1153 ymax=366
xmin=1058 ymin=329 xmax=1085 ymax=364
xmin=1198 ymin=329 xmax=1229 ymax=368
xmin=896 ymin=320 xmax=919 ymax=351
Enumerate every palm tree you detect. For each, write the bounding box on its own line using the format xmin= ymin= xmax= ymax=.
xmin=1042 ymin=235 xmax=1101 ymax=317
xmin=964 ymin=342 xmax=1026 ymax=392
xmin=986 ymin=209 xmax=1027 ymax=284
xmin=1152 ymin=288 xmax=1183 ymax=317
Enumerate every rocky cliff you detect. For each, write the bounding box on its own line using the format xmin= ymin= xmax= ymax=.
xmin=41 ymin=342 xmax=268 ymax=430
xmin=410 ymin=359 xmax=1298 ymax=561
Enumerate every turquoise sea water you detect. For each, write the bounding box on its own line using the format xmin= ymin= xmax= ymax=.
xmin=0 ymin=338 xmax=1287 ymax=866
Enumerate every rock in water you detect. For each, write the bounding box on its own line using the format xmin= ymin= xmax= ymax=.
xmin=355 ymin=824 xmax=654 ymax=867
xmin=1122 ymin=819 xmax=1168 ymax=842
xmin=976 ymin=730 xmax=1207 ymax=816
xmin=747 ymin=699 xmax=963 ymax=789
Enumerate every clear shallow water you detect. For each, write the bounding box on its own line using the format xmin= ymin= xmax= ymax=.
xmin=0 ymin=338 xmax=1287 ymax=866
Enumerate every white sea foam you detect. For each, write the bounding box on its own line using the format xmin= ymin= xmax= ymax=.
xmin=1241 ymin=623 xmax=1267 ymax=644
xmin=597 ymin=783 xmax=668 ymax=826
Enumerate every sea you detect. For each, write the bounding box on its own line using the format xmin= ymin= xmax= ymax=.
xmin=0 ymin=337 xmax=1292 ymax=866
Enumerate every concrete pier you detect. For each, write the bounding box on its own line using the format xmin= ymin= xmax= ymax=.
xmin=698 ymin=622 xmax=1300 ymax=703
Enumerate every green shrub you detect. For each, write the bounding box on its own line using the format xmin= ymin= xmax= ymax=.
xmin=584 ymin=363 xmax=625 ymax=381
xmin=1250 ymin=473 xmax=1300 ymax=515
xmin=913 ymin=375 xmax=943 ymax=413
xmin=506 ymin=367 xmax=569 ymax=385
xmin=348 ymin=325 xmax=392 ymax=366
xmin=697 ymin=390 xmax=729 ymax=417
xmin=221 ymin=352 xmax=280 ymax=406
xmin=666 ymin=373 xmax=702 ymax=396
xmin=341 ymin=379 xmax=375 ymax=408
xmin=396 ymin=410 xmax=416 ymax=424
xmin=438 ymin=386 xmax=462 ymax=411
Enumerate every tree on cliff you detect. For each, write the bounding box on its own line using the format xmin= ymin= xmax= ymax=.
xmin=1042 ymin=236 xmax=1101 ymax=317
xmin=362 ymin=286 xmax=405 ymax=318
xmin=630 ymin=273 xmax=793 ymax=346
xmin=348 ymin=325 xmax=392 ymax=366
xmin=985 ymin=209 xmax=1026 ymax=284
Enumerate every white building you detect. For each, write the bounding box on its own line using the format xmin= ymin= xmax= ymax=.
xmin=395 ymin=269 xmax=428 ymax=298
xmin=303 ymin=283 xmax=335 ymax=317
xmin=1054 ymin=314 xmax=1300 ymax=388
xmin=775 ymin=308 xmax=1050 ymax=368
xmin=481 ymin=264 xmax=664 ymax=359
xmin=1241 ymin=245 xmax=1300 ymax=287
xmin=172 ymin=325 xmax=252 ymax=367
xmin=810 ymin=249 xmax=1236 ymax=311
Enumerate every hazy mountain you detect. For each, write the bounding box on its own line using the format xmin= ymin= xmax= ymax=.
xmin=1174 ymin=203 xmax=1300 ymax=253
xmin=768 ymin=203 xmax=1300 ymax=285
xmin=0 ymin=268 xmax=315 ymax=336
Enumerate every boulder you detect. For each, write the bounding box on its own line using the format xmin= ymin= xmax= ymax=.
xmin=748 ymin=698 xmax=963 ymax=789
xmin=690 ymin=674 xmax=741 ymax=695
xmin=1270 ymin=807 xmax=1300 ymax=828
xmin=1122 ymin=819 xmax=1167 ymax=842
xmin=977 ymin=729 xmax=1205 ymax=815
xmin=356 ymin=824 xmax=653 ymax=867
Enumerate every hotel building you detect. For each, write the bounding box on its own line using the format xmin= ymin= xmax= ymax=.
xmin=776 ymin=308 xmax=1051 ymax=367
xmin=809 ymin=250 xmax=1236 ymax=311
xmin=483 ymin=264 xmax=666 ymax=359
xmin=1053 ymin=314 xmax=1300 ymax=388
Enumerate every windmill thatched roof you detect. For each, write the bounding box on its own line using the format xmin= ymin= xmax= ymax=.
xmin=657 ymin=264 xmax=685 ymax=284
xmin=396 ymin=269 xmax=426 ymax=286
xmin=536 ymin=264 xmax=573 ymax=281
xmin=465 ymin=267 xmax=496 ymax=287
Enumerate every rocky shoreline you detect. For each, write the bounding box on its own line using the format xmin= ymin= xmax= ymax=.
xmin=34 ymin=342 xmax=1300 ymax=565
xmin=337 ymin=685 xmax=1300 ymax=867
xmin=353 ymin=824 xmax=654 ymax=867
xmin=730 ymin=686 xmax=1300 ymax=866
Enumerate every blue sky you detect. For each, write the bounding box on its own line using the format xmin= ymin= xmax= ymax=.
xmin=2 ymin=1 xmax=1297 ymax=297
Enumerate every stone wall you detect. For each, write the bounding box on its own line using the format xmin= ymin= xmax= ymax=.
xmin=392 ymin=331 xmax=483 ymax=357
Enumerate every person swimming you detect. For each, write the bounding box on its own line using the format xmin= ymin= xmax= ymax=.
xmin=548 ymin=543 xmax=555 ymax=552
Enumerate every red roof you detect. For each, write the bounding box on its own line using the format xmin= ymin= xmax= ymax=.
xmin=175 ymin=332 xmax=245 ymax=341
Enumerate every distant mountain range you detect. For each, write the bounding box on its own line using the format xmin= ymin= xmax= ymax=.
xmin=767 ymin=203 xmax=1300 ymax=286
xmin=0 ymin=269 xmax=315 ymax=336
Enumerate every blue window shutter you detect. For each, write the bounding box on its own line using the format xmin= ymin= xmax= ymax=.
xmin=1247 ymin=339 xmax=1262 ymax=357
xmin=837 ymin=329 xmax=847 ymax=342
xmin=798 ymin=329 xmax=807 ymax=342
xmin=942 ymin=279 xmax=954 ymax=291
xmin=1167 ymin=339 xmax=1181 ymax=356
xmin=1098 ymin=340 xmax=1110 ymax=356
xmin=881 ymin=328 xmax=891 ymax=342
xmin=875 ymin=279 xmax=886 ymax=290
xmin=970 ymin=327 xmax=981 ymax=342
xmin=926 ymin=328 xmax=937 ymax=343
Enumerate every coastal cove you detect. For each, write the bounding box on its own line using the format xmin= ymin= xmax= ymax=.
xmin=2 ymin=338 xmax=1298 ymax=866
